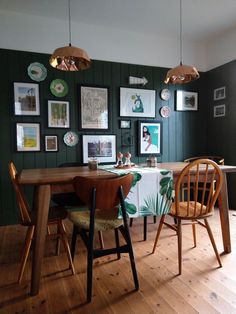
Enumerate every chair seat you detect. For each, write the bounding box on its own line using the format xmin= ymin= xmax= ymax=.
xmin=23 ymin=206 xmax=68 ymax=226
xmin=170 ymin=201 xmax=213 ymax=219
xmin=68 ymin=209 xmax=123 ymax=231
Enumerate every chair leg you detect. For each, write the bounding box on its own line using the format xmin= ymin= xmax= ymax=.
xmin=87 ymin=230 xmax=95 ymax=303
xmin=204 ymin=219 xmax=222 ymax=267
xmin=98 ymin=231 xmax=104 ymax=249
xmin=71 ymin=225 xmax=78 ymax=260
xmin=152 ymin=214 xmax=165 ymax=254
xmin=192 ymin=221 xmax=197 ymax=247
xmin=129 ymin=218 xmax=133 ymax=227
xmin=58 ymin=221 xmax=75 ymax=275
xmin=177 ymin=219 xmax=182 ymax=275
xmin=114 ymin=228 xmax=121 ymax=259
xmin=18 ymin=225 xmax=35 ymax=284
xmin=143 ymin=216 xmax=147 ymax=241
xmin=153 ymin=216 xmax=157 ymax=224
xmin=56 ymin=223 xmax=61 ymax=256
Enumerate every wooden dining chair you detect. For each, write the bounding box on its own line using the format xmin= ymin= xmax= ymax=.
xmin=8 ymin=161 xmax=75 ymax=283
xmin=152 ymin=159 xmax=223 ymax=274
xmin=67 ymin=173 xmax=139 ymax=302
xmin=184 ymin=155 xmax=224 ymax=165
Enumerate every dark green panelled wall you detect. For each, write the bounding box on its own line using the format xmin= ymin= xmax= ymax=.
xmin=0 ymin=48 xmax=211 ymax=225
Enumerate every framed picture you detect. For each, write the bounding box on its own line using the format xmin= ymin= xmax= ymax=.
xmin=176 ymin=90 xmax=198 ymax=111
xmin=214 ymin=104 xmax=226 ymax=117
xmin=45 ymin=135 xmax=58 ymax=152
xmin=16 ymin=122 xmax=40 ymax=152
xmin=79 ymin=85 xmax=109 ymax=129
xmin=120 ymin=120 xmax=131 ymax=129
xmin=138 ymin=121 xmax=162 ymax=156
xmin=48 ymin=100 xmax=70 ymax=128
xmin=214 ymin=86 xmax=226 ymax=100
xmin=14 ymin=82 xmax=40 ymax=116
xmin=120 ymin=87 xmax=156 ymax=117
xmin=82 ymin=135 xmax=116 ymax=164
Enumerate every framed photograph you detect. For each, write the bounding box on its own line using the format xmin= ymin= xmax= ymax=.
xmin=120 ymin=87 xmax=156 ymax=117
xmin=45 ymin=135 xmax=58 ymax=152
xmin=14 ymin=82 xmax=40 ymax=116
xmin=214 ymin=104 xmax=225 ymax=117
xmin=16 ymin=122 xmax=40 ymax=152
xmin=120 ymin=120 xmax=131 ymax=129
xmin=176 ymin=90 xmax=198 ymax=111
xmin=80 ymin=85 xmax=109 ymax=129
xmin=48 ymin=100 xmax=70 ymax=128
xmin=138 ymin=121 xmax=162 ymax=156
xmin=214 ymin=86 xmax=226 ymax=100
xmin=82 ymin=135 xmax=116 ymax=164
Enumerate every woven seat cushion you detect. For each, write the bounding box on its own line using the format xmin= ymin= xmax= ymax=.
xmin=170 ymin=201 xmax=213 ymax=219
xmin=68 ymin=208 xmax=123 ymax=231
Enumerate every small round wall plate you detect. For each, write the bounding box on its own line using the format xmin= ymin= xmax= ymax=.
xmin=63 ymin=131 xmax=79 ymax=147
xmin=160 ymin=88 xmax=171 ymax=101
xmin=160 ymin=106 xmax=171 ymax=118
xmin=50 ymin=79 xmax=68 ymax=97
xmin=27 ymin=62 xmax=47 ymax=82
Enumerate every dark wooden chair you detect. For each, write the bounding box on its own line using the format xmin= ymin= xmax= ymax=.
xmin=152 ymin=159 xmax=223 ymax=274
xmin=184 ymin=155 xmax=224 ymax=165
xmin=9 ymin=161 xmax=75 ymax=283
xmin=68 ymin=173 xmax=139 ymax=302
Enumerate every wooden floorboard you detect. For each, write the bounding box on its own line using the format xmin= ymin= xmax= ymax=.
xmin=1 ymin=209 xmax=236 ymax=313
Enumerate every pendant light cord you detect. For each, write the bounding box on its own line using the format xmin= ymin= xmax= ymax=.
xmin=68 ymin=0 xmax=72 ymax=46
xmin=180 ymin=0 xmax=182 ymax=65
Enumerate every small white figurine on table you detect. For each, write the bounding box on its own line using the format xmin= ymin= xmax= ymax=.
xmin=124 ymin=152 xmax=132 ymax=167
xmin=116 ymin=152 xmax=123 ymax=167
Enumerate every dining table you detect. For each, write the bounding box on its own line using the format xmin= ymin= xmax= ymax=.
xmin=18 ymin=162 xmax=236 ymax=296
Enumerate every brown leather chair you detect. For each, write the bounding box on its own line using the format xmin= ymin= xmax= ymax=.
xmin=9 ymin=161 xmax=75 ymax=283
xmin=152 ymin=159 xmax=223 ymax=274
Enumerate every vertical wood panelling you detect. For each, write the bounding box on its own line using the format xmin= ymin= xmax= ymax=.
xmin=0 ymin=48 xmax=205 ymax=225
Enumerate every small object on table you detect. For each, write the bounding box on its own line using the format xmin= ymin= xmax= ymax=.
xmin=88 ymin=158 xmax=98 ymax=170
xmin=116 ymin=152 xmax=124 ymax=167
xmin=124 ymin=152 xmax=132 ymax=167
xmin=146 ymin=155 xmax=157 ymax=167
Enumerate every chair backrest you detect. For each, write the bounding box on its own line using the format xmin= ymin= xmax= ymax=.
xmin=8 ymin=162 xmax=31 ymax=224
xmin=184 ymin=155 xmax=224 ymax=165
xmin=73 ymin=173 xmax=133 ymax=210
xmin=174 ymin=159 xmax=223 ymax=217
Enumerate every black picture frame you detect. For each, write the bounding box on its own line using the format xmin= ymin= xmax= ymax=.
xmin=44 ymin=135 xmax=58 ymax=152
xmin=138 ymin=120 xmax=162 ymax=156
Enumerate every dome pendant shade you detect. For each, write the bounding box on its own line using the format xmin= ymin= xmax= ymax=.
xmin=164 ymin=62 xmax=200 ymax=84
xmin=49 ymin=44 xmax=91 ymax=71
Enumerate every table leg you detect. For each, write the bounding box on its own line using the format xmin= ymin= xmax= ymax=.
xmin=217 ymin=172 xmax=231 ymax=253
xmin=30 ymin=184 xmax=51 ymax=296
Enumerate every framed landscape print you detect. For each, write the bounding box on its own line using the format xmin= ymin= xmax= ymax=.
xmin=214 ymin=104 xmax=225 ymax=117
xmin=48 ymin=100 xmax=70 ymax=128
xmin=176 ymin=90 xmax=198 ymax=111
xmin=138 ymin=121 xmax=162 ymax=156
xmin=120 ymin=87 xmax=156 ymax=117
xmin=45 ymin=135 xmax=58 ymax=152
xmin=214 ymin=86 xmax=225 ymax=101
xmin=14 ymin=82 xmax=40 ymax=116
xmin=16 ymin=122 xmax=40 ymax=152
xmin=82 ymin=135 xmax=116 ymax=164
xmin=80 ymin=85 xmax=109 ymax=129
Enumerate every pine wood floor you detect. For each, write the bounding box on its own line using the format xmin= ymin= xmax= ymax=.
xmin=1 ymin=210 xmax=236 ymax=314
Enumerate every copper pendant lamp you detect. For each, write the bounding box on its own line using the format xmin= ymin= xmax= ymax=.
xmin=164 ymin=0 xmax=199 ymax=84
xmin=49 ymin=0 xmax=91 ymax=71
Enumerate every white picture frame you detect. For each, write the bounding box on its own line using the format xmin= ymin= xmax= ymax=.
xmin=14 ymin=82 xmax=40 ymax=116
xmin=214 ymin=104 xmax=225 ymax=117
xmin=82 ymin=135 xmax=116 ymax=164
xmin=120 ymin=87 xmax=156 ymax=117
xmin=176 ymin=90 xmax=198 ymax=111
xmin=214 ymin=86 xmax=226 ymax=101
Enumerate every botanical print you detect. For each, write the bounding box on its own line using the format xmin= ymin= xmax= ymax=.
xmin=81 ymin=86 xmax=108 ymax=129
xmin=48 ymin=101 xmax=70 ymax=128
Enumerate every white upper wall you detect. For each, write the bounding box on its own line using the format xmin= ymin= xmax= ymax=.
xmin=0 ymin=9 xmax=235 ymax=71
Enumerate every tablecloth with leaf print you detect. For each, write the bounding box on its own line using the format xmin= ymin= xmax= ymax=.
xmin=99 ymin=165 xmax=174 ymax=217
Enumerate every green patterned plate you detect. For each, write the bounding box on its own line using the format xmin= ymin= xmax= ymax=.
xmin=28 ymin=62 xmax=47 ymax=82
xmin=50 ymin=79 xmax=68 ymax=97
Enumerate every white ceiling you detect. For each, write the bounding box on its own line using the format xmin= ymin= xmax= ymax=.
xmin=1 ymin=0 xmax=236 ymax=42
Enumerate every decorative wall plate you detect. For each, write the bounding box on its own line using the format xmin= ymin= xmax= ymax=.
xmin=160 ymin=88 xmax=171 ymax=101
xmin=50 ymin=79 xmax=68 ymax=97
xmin=27 ymin=62 xmax=47 ymax=82
xmin=160 ymin=106 xmax=171 ymax=118
xmin=63 ymin=131 xmax=79 ymax=147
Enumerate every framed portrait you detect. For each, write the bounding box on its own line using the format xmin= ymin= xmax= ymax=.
xmin=176 ymin=90 xmax=198 ymax=111
xmin=138 ymin=121 xmax=162 ymax=156
xmin=120 ymin=120 xmax=131 ymax=129
xmin=14 ymin=82 xmax=40 ymax=116
xmin=48 ymin=100 xmax=70 ymax=128
xmin=45 ymin=135 xmax=58 ymax=152
xmin=79 ymin=85 xmax=109 ymax=129
xmin=120 ymin=87 xmax=156 ymax=117
xmin=214 ymin=86 xmax=226 ymax=101
xmin=214 ymin=104 xmax=225 ymax=117
xmin=82 ymin=135 xmax=116 ymax=164
xmin=16 ymin=122 xmax=40 ymax=152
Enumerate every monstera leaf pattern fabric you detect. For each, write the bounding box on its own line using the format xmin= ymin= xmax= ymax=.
xmin=99 ymin=166 xmax=174 ymax=217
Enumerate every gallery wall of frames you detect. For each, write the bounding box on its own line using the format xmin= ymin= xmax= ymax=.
xmin=1 ymin=48 xmax=235 ymax=225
